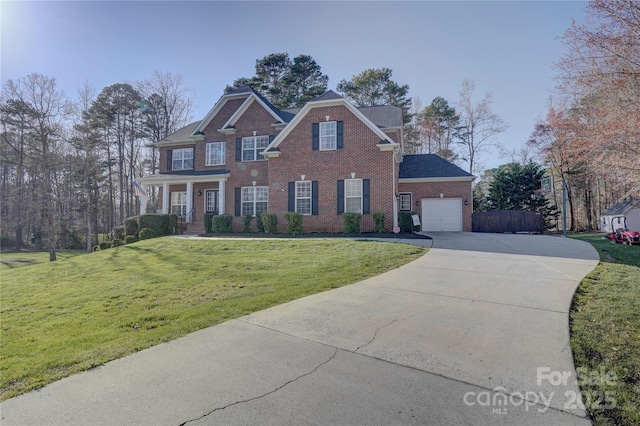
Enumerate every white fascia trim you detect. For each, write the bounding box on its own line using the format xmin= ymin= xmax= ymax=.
xmin=189 ymin=134 xmax=205 ymax=141
xmin=192 ymin=93 xmax=251 ymax=135
xmin=263 ymin=98 xmax=397 ymax=153
xmin=398 ymin=176 xmax=476 ymax=183
xmin=138 ymin=173 xmax=230 ymax=186
xmin=155 ymin=140 xmax=196 ymax=147
xmin=377 ymin=142 xmax=400 ymax=151
xmin=262 ymin=151 xmax=281 ymax=158
xmin=220 ymin=93 xmax=284 ymax=130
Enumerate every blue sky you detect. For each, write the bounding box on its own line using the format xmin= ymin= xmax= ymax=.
xmin=1 ymin=1 xmax=586 ymax=170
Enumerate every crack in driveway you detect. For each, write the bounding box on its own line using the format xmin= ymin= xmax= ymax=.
xmin=178 ymin=348 xmax=338 ymax=426
xmin=354 ymin=310 xmax=437 ymax=353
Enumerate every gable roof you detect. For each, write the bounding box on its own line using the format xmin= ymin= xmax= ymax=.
xmin=263 ymin=91 xmax=400 ymax=153
xmin=157 ymin=121 xmax=201 ymax=145
xmin=359 ymin=105 xmax=403 ymax=129
xmin=602 ymin=199 xmax=640 ymax=215
xmin=399 ymin=154 xmax=475 ymax=181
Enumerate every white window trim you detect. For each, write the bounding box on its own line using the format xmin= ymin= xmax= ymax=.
xmin=319 ymin=121 xmax=337 ymax=151
xmin=205 ymin=142 xmax=225 ymax=166
xmin=242 ymin=135 xmax=269 ymax=162
xmin=204 ymin=189 xmax=218 ymax=213
xmin=295 ymin=181 xmax=312 ymax=215
xmin=171 ymin=191 xmax=187 ymax=216
xmin=345 ymin=178 xmax=363 ymax=214
xmin=399 ymin=193 xmax=412 ymax=211
xmin=172 ymin=148 xmax=194 ymax=170
xmin=241 ymin=186 xmax=269 ymax=217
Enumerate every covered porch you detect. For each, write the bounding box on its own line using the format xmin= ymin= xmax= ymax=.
xmin=137 ymin=171 xmax=230 ymax=229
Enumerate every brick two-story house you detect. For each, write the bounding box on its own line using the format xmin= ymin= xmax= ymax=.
xmin=138 ymin=85 xmax=474 ymax=233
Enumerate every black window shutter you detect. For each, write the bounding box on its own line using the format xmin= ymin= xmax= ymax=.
xmin=336 ymin=121 xmax=344 ymax=149
xmin=166 ymin=149 xmax=172 ymax=171
xmin=312 ymin=123 xmax=319 ymax=151
xmin=288 ymin=182 xmax=295 ymax=212
xmin=234 ymin=187 xmax=241 ymax=216
xmin=312 ymin=181 xmax=319 ymax=215
xmin=269 ymin=135 xmax=275 ymax=143
xmin=236 ymin=138 xmax=242 ymax=161
xmin=337 ymin=180 xmax=344 ymax=214
xmin=363 ymin=179 xmax=370 ymax=215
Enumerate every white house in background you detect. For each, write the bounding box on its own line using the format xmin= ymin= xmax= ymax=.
xmin=600 ymin=199 xmax=640 ymax=233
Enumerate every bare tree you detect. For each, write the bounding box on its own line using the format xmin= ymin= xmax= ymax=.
xmin=137 ymin=71 xmax=193 ymax=207
xmin=455 ymin=79 xmax=508 ymax=174
xmin=1 ymin=74 xmax=72 ymax=260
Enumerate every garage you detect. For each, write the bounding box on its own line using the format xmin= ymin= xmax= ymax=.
xmin=422 ymin=198 xmax=463 ymax=232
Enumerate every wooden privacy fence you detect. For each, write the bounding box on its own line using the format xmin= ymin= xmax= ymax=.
xmin=472 ymin=210 xmax=544 ymax=233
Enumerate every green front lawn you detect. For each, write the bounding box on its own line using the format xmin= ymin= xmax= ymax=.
xmin=569 ymin=234 xmax=640 ymax=426
xmin=0 ymin=250 xmax=86 ymax=270
xmin=0 ymin=237 xmax=425 ymax=401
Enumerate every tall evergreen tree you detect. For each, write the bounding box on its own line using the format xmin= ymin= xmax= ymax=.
xmin=336 ymin=68 xmax=411 ymax=124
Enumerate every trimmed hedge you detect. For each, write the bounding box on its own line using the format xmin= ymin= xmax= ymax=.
xmin=373 ymin=212 xmax=386 ymax=233
xmin=261 ymin=213 xmax=278 ymax=234
xmin=212 ymin=214 xmax=233 ymax=233
xmin=343 ymin=213 xmax=362 ymax=234
xmin=284 ymin=212 xmax=302 ymax=235
xmin=242 ymin=214 xmax=252 ymax=233
xmin=256 ymin=214 xmax=265 ymax=233
xmin=124 ymin=217 xmax=138 ymax=236
xmin=138 ymin=227 xmax=160 ymax=240
xmin=203 ymin=213 xmax=215 ymax=234
xmin=112 ymin=226 xmax=125 ymax=240
xmin=399 ymin=211 xmax=421 ymax=232
xmin=124 ymin=235 xmax=139 ymax=244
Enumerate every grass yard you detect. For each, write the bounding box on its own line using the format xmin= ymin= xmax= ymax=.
xmin=0 ymin=237 xmax=425 ymax=401
xmin=0 ymin=250 xmax=86 ymax=270
xmin=569 ymin=233 xmax=640 ymax=426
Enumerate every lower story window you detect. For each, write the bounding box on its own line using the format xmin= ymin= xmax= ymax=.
xmin=171 ymin=191 xmax=187 ymax=216
xmin=345 ymin=179 xmax=362 ymax=213
xmin=205 ymin=190 xmax=218 ymax=213
xmin=399 ymin=193 xmax=412 ymax=211
xmin=242 ymin=186 xmax=268 ymax=217
xmin=295 ymin=181 xmax=312 ymax=215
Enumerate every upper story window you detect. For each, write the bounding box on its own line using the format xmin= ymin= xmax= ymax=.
xmin=206 ymin=142 xmax=225 ymax=166
xmin=171 ymin=148 xmax=194 ymax=170
xmin=312 ymin=121 xmax=343 ymax=151
xmin=320 ymin=122 xmax=337 ymax=151
xmin=242 ymin=135 xmax=269 ymax=161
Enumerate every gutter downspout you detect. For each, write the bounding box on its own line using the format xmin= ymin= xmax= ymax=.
xmin=392 ymin=147 xmax=399 ymax=229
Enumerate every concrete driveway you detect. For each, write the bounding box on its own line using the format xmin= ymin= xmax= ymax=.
xmin=0 ymin=233 xmax=599 ymax=425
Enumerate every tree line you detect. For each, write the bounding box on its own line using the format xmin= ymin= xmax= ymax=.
xmin=1 ymin=72 xmax=192 ymax=258
xmin=528 ymin=0 xmax=640 ymax=231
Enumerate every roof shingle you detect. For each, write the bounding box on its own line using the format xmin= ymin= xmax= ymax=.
xmin=399 ymin=154 xmax=474 ymax=179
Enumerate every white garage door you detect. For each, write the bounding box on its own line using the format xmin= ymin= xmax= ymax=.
xmin=422 ymin=198 xmax=463 ymax=232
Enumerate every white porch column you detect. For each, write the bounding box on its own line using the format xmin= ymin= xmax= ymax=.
xmin=162 ymin=183 xmax=169 ymax=214
xmin=186 ymin=181 xmax=193 ymax=222
xmin=139 ymin=195 xmax=147 ymax=215
xmin=218 ymin=179 xmax=226 ymax=214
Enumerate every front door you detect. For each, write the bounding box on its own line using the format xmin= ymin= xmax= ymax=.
xmin=205 ymin=190 xmax=219 ymax=214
